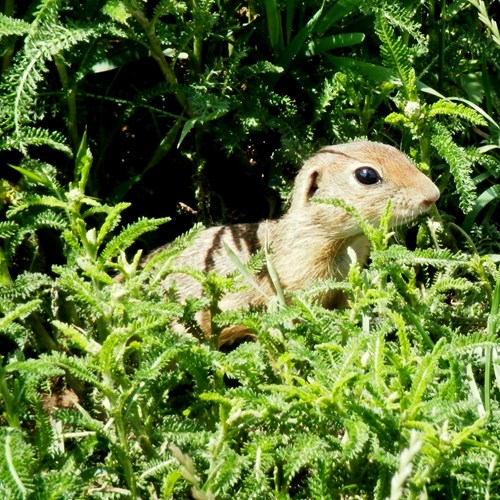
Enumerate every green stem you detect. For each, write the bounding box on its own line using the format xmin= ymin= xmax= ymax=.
xmin=103 ymin=366 xmax=138 ymax=496
xmin=203 ymin=391 xmax=229 ymax=492
xmin=114 ymin=409 xmax=138 ymax=497
xmin=194 ymin=151 xmax=210 ymax=225
xmin=418 ymin=132 xmax=431 ymax=174
xmin=2 ymin=0 xmax=14 ymax=16
xmin=54 ymin=55 xmax=80 ymax=152
xmin=437 ymin=0 xmax=446 ymax=92
xmin=0 ymin=246 xmax=12 ymax=285
xmin=481 ymin=53 xmax=493 ymax=117
xmin=485 ymin=264 xmax=500 ymax=413
xmin=1 ymin=0 xmax=15 ymax=73
xmin=30 ymin=312 xmax=58 ymax=352
xmin=128 ymin=6 xmax=187 ymax=110
xmin=0 ymin=367 xmax=20 ymax=427
xmin=403 ymin=304 xmax=434 ymax=349
xmin=186 ymin=0 xmax=203 ymax=74
xmin=484 ymin=346 xmax=492 ymax=413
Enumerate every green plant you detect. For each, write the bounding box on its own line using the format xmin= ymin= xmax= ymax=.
xmin=0 ymin=136 xmax=209 ymax=497
xmin=1 ymin=0 xmax=500 ymax=497
xmin=327 ymin=2 xmax=500 ymax=253
xmin=2 ymin=146 xmax=500 ymax=496
xmin=0 ymin=0 xmax=380 ymax=224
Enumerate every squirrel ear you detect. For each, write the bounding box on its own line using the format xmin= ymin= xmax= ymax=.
xmin=305 ymin=170 xmax=320 ymax=199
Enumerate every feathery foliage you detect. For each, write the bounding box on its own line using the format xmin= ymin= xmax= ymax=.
xmin=1 ymin=0 xmax=500 ymax=497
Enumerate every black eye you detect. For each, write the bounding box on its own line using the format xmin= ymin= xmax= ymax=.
xmin=354 ymin=167 xmax=381 ymax=185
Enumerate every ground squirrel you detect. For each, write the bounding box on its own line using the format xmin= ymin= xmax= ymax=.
xmin=155 ymin=141 xmax=440 ymax=340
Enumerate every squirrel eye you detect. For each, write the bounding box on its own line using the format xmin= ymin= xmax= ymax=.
xmin=354 ymin=166 xmax=381 ymax=185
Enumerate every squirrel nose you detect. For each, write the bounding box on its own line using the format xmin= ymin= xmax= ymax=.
xmin=421 ymin=188 xmax=440 ymax=208
xmin=422 ymin=197 xmax=436 ymax=209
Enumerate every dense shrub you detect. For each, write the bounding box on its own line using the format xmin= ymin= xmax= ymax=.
xmin=1 ymin=0 xmax=500 ymax=497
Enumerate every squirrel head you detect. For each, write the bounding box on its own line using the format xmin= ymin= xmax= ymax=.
xmin=288 ymin=141 xmax=440 ymax=235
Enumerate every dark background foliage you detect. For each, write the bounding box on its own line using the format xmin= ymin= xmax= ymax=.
xmin=3 ymin=0 xmax=498 ymax=253
xmin=1 ymin=0 xmax=500 ymax=498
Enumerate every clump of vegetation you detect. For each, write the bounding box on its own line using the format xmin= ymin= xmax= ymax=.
xmin=1 ymin=0 xmax=500 ymax=498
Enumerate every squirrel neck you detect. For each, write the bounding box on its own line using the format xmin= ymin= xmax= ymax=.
xmin=259 ymin=215 xmax=371 ymax=295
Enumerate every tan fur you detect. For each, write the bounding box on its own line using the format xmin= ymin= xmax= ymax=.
xmin=155 ymin=141 xmax=440 ymax=341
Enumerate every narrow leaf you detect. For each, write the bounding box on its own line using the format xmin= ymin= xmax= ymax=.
xmin=305 ymin=33 xmax=365 ymax=56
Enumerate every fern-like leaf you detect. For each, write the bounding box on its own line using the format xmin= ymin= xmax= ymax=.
xmin=46 ymin=351 xmax=107 ymax=393
xmin=207 ymin=446 xmax=244 ymax=496
xmin=0 ymin=13 xmax=30 ymax=37
xmin=99 ymin=217 xmax=170 ymax=263
xmin=0 ymin=272 xmax=52 ymax=302
xmin=0 ymin=428 xmax=36 ymax=498
xmin=405 ymin=339 xmax=446 ymax=420
xmin=431 ymin=123 xmax=477 ymax=213
xmin=342 ymin=418 xmax=371 ymax=461
xmin=0 ymin=3 xmax=103 ymax=154
xmin=0 ymin=299 xmax=42 ymax=332
xmin=53 ymin=266 xmax=105 ymax=317
xmin=428 ymin=100 xmax=488 ymax=127
xmin=0 ymin=221 xmax=18 ymax=239
xmin=7 ymin=210 xmax=67 ymax=257
xmin=7 ymin=195 xmax=68 ymax=217
xmin=374 ymin=13 xmax=415 ymax=99
xmin=52 ymin=320 xmax=101 ymax=355
xmin=90 ymin=202 xmax=132 ymax=247
xmin=282 ymin=433 xmax=327 ymax=485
